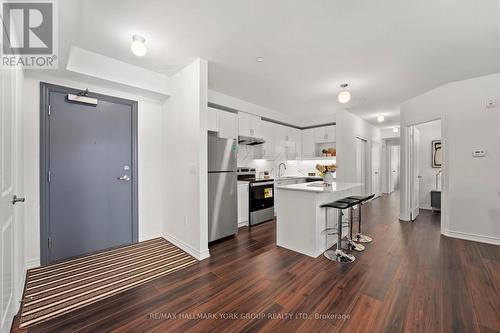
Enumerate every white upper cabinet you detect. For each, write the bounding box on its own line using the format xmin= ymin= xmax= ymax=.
xmin=218 ymin=110 xmax=238 ymax=139
xmin=207 ymin=107 xmax=219 ymax=132
xmin=238 ymin=112 xmax=262 ymax=138
xmin=314 ymin=125 xmax=336 ymax=143
xmin=274 ymin=124 xmax=300 ymax=160
xmin=206 ymin=107 xmax=238 ymax=139
xmin=259 ymin=121 xmax=276 ymax=159
xmin=301 ymin=128 xmax=316 ymax=158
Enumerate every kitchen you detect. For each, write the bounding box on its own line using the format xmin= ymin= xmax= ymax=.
xmin=207 ymin=105 xmax=367 ymax=258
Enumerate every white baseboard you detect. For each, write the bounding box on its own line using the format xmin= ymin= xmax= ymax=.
xmin=238 ymin=221 xmax=249 ymax=228
xmin=444 ymin=229 xmax=500 ymax=246
xmin=139 ymin=232 xmax=163 ymax=242
xmin=163 ymin=233 xmax=210 ymax=261
xmin=25 ymin=258 xmax=40 ymax=269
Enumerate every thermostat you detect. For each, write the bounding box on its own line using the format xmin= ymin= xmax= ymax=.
xmin=472 ymin=150 xmax=486 ymax=157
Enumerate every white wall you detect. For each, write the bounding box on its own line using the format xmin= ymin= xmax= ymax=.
xmin=381 ymin=128 xmax=400 ymax=139
xmin=336 ymin=110 xmax=382 ymax=195
xmin=400 ymin=73 xmax=500 ymax=245
xmin=415 ymin=120 xmax=441 ymax=209
xmin=22 ymin=72 xmax=165 ymax=267
xmin=163 ymin=59 xmax=209 ymax=260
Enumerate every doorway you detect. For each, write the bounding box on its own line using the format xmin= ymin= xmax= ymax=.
xmin=403 ymin=119 xmax=443 ymax=222
xmin=415 ymin=120 xmax=442 ymax=212
xmin=40 ymin=83 xmax=139 ymax=265
xmin=390 ymin=145 xmax=400 ymax=192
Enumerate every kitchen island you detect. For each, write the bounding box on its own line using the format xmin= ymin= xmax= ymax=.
xmin=275 ymin=181 xmax=363 ymax=258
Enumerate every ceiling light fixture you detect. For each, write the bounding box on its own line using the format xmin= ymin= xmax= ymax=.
xmin=377 ymin=115 xmax=385 ymax=122
xmin=393 ymin=127 xmax=400 ymax=133
xmin=131 ymin=35 xmax=147 ymax=57
xmin=256 ymin=57 xmax=264 ymax=63
xmin=337 ymin=83 xmax=351 ymax=104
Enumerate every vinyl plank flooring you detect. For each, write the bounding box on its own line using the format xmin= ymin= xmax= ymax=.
xmin=11 ymin=192 xmax=500 ymax=333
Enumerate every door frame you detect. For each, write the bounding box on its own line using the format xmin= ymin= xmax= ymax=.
xmin=39 ymin=82 xmax=139 ymax=265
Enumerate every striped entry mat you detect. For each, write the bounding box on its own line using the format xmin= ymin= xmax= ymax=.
xmin=19 ymin=238 xmax=197 ymax=328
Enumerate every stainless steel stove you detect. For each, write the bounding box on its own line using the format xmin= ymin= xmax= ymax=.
xmin=237 ymin=168 xmax=274 ymax=226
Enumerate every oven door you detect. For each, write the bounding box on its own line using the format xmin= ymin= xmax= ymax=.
xmin=249 ymin=181 xmax=274 ymax=226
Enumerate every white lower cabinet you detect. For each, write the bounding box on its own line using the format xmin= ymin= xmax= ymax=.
xmin=237 ymin=183 xmax=249 ymax=226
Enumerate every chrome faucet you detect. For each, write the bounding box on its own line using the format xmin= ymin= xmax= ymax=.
xmin=278 ymin=163 xmax=287 ymax=178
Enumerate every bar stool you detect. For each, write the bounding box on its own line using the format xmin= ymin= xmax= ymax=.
xmin=344 ymin=194 xmax=375 ymax=243
xmin=335 ymin=197 xmax=365 ymax=252
xmin=320 ymin=199 xmax=358 ymax=263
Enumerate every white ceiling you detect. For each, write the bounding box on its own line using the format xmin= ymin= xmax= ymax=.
xmin=61 ymin=0 xmax=499 ymax=126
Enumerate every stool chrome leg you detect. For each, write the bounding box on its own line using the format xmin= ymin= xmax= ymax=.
xmin=343 ymin=207 xmax=365 ymax=252
xmin=356 ymin=203 xmax=372 ymax=243
xmin=324 ymin=209 xmax=355 ymax=263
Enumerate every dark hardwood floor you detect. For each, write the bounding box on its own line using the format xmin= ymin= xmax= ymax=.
xmin=12 ymin=193 xmax=500 ymax=333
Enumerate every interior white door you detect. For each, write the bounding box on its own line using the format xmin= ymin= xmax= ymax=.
xmin=371 ymin=143 xmax=381 ymax=197
xmin=390 ymin=146 xmax=400 ymax=192
xmin=0 ymin=69 xmax=17 ymax=333
xmin=356 ymin=138 xmax=367 ymax=195
xmin=410 ymin=127 xmax=420 ymax=220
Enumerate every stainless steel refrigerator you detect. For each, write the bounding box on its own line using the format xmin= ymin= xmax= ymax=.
xmin=208 ymin=132 xmax=238 ymax=242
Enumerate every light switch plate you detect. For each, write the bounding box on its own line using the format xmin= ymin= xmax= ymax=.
xmin=472 ymin=150 xmax=486 ymax=157
xmin=485 ymin=98 xmax=497 ymax=108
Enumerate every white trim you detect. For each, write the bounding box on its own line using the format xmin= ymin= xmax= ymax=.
xmin=162 ymin=233 xmax=210 ymax=261
xmin=238 ymin=221 xmax=249 ymax=228
xmin=25 ymin=258 xmax=41 ymax=269
xmin=138 ymin=232 xmax=163 ymax=242
xmin=444 ymin=230 xmax=500 ymax=246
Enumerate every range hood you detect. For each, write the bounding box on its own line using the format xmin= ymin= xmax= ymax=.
xmin=238 ymin=136 xmax=265 ymax=146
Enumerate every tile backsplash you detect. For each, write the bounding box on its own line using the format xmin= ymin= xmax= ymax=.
xmin=237 ymin=144 xmax=336 ymax=178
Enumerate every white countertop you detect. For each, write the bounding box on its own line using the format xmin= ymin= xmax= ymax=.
xmin=275 ymin=181 xmax=362 ymax=193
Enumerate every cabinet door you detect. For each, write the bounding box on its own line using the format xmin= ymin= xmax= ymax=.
xmin=219 ymin=111 xmax=238 ymax=139
xmin=238 ymin=113 xmax=262 ymax=138
xmin=325 ymin=125 xmax=336 ymax=142
xmin=290 ymin=128 xmax=301 ymax=159
xmin=251 ymin=115 xmax=262 ymax=138
xmin=260 ymin=121 xmax=275 ymax=159
xmin=302 ymin=128 xmax=316 ymax=158
xmin=238 ymin=112 xmax=252 ymax=137
xmin=207 ymin=107 xmax=219 ymax=132
xmin=237 ymin=184 xmax=249 ymax=225
xmin=314 ymin=126 xmax=327 ymax=143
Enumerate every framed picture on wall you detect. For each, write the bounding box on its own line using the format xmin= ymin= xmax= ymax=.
xmin=432 ymin=140 xmax=442 ymax=168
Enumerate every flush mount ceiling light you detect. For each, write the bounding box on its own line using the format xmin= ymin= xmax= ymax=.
xmin=131 ymin=35 xmax=147 ymax=57
xmin=393 ymin=127 xmax=400 ymax=133
xmin=377 ymin=115 xmax=385 ymax=122
xmin=337 ymin=83 xmax=351 ymax=104
xmin=256 ymin=56 xmax=264 ymax=63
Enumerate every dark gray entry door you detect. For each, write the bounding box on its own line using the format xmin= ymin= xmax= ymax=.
xmin=44 ymin=85 xmax=138 ymax=264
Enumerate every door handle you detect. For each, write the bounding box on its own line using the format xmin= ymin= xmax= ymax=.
xmin=117 ymin=175 xmax=130 ymax=181
xmin=12 ymin=195 xmax=25 ymax=205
